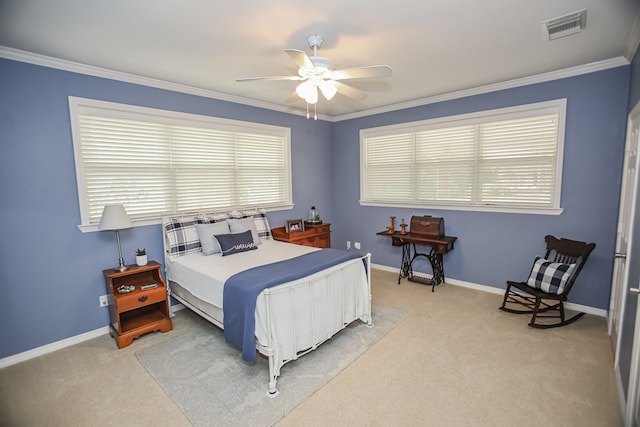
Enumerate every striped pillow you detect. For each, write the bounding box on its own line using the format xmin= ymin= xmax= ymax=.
xmin=526 ymin=257 xmax=576 ymax=295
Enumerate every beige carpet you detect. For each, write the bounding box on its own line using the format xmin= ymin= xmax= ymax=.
xmin=136 ymin=302 xmax=407 ymax=426
xmin=0 ymin=269 xmax=622 ymax=426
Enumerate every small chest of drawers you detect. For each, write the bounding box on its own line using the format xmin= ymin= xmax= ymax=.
xmin=271 ymin=223 xmax=331 ymax=248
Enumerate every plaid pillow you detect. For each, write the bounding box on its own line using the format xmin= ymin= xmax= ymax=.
xmin=164 ymin=216 xmax=207 ymax=257
xmin=251 ymin=210 xmax=272 ymax=241
xmin=526 ymin=257 xmax=576 ymax=295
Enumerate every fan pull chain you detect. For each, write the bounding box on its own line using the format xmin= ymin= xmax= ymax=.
xmin=305 ymin=102 xmax=318 ymax=120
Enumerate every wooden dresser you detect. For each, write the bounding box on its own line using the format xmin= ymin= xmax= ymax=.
xmin=271 ymin=222 xmax=331 ymax=248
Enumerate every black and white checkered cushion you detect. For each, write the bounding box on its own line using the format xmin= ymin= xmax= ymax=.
xmin=526 ymin=257 xmax=576 ymax=295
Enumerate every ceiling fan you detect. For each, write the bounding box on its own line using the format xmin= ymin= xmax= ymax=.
xmin=236 ymin=34 xmax=392 ymax=118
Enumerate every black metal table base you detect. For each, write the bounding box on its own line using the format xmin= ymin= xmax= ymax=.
xmin=396 ymin=242 xmax=445 ymax=292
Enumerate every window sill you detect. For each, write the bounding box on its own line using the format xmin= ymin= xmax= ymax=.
xmin=359 ymin=201 xmax=563 ymax=216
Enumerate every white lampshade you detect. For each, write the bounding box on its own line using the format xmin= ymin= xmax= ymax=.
xmin=98 ymin=204 xmax=132 ymax=231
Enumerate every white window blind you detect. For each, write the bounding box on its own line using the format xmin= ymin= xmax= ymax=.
xmin=360 ymin=100 xmax=566 ymax=213
xmin=70 ymin=97 xmax=291 ymax=227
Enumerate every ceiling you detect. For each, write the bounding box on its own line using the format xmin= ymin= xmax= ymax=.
xmin=1 ymin=0 xmax=639 ymax=119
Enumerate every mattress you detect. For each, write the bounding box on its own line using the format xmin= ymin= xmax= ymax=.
xmin=165 ymin=239 xmax=370 ymax=359
xmin=166 ymin=239 xmax=319 ymax=316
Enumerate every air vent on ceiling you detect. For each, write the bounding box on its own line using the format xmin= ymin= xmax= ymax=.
xmin=542 ymin=9 xmax=587 ymax=41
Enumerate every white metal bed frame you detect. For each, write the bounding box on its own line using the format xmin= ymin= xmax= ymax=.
xmin=162 ymin=223 xmax=372 ymax=396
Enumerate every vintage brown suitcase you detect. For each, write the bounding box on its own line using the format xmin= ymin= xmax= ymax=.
xmin=409 ymin=215 xmax=444 ymax=239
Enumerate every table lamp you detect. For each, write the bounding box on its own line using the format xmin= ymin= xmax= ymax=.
xmin=99 ymin=204 xmax=133 ymax=271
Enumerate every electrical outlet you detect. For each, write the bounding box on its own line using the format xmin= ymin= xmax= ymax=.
xmin=99 ymin=295 xmax=109 ymax=307
xmin=354 ymin=242 xmax=361 ymax=250
xmin=347 ymin=241 xmax=351 ymax=250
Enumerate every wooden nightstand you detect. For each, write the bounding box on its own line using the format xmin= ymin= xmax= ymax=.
xmin=103 ymin=261 xmax=172 ymax=348
xmin=271 ymin=222 xmax=331 ymax=248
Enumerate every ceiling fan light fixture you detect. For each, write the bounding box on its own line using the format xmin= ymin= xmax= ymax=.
xmin=319 ymin=80 xmax=337 ymax=100
xmin=306 ymin=87 xmax=318 ymax=104
xmin=237 ymin=34 xmax=392 ymax=114
xmin=296 ymin=80 xmax=318 ymax=104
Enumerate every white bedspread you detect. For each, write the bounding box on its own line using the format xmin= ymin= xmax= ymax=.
xmin=166 ymin=239 xmax=318 ymax=309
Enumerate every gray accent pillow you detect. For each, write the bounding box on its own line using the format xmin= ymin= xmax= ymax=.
xmin=227 ymin=217 xmax=261 ymax=245
xmin=195 ymin=222 xmax=231 ymax=255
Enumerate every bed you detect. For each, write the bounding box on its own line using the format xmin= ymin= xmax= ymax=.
xmin=162 ymin=210 xmax=372 ymax=396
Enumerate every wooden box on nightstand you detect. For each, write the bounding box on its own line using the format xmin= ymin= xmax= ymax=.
xmin=103 ymin=261 xmax=172 ymax=348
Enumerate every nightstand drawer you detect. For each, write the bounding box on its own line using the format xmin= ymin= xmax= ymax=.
xmin=116 ymin=286 xmax=165 ymax=312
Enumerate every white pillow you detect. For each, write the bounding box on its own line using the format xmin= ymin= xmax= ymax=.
xmin=226 ymin=217 xmax=261 ymax=245
xmin=195 ymin=222 xmax=231 ymax=255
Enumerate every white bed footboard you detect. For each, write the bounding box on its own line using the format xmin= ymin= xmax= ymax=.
xmin=255 ymin=253 xmax=372 ymax=396
xmin=162 ymin=211 xmax=373 ymax=396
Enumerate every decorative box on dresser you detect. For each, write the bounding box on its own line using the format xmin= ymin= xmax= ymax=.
xmin=271 ymin=222 xmax=331 ymax=248
xmin=103 ymin=261 xmax=172 ymax=348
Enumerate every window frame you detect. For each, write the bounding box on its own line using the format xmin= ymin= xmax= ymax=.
xmin=359 ymin=99 xmax=567 ymax=215
xmin=69 ymin=97 xmax=293 ymax=232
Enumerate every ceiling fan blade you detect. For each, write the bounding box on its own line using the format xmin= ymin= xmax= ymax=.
xmin=236 ymin=75 xmax=302 ymax=82
xmin=334 ymin=81 xmax=367 ymax=100
xmin=285 ymin=90 xmax=299 ymax=103
xmin=285 ymin=49 xmax=315 ymax=70
xmin=331 ymin=65 xmax=392 ymax=80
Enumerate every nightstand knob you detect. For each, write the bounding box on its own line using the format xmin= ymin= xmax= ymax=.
xmin=138 ymin=295 xmax=148 ymax=303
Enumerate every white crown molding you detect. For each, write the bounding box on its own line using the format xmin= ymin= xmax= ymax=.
xmin=0 ymin=46 xmax=629 ymax=123
xmin=0 ymin=46 xmax=333 ymax=122
xmin=333 ymin=56 xmax=630 ymax=122
xmin=624 ymin=10 xmax=640 ymax=61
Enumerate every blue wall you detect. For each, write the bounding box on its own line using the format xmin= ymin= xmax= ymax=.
xmin=0 ymin=56 xmax=631 ymax=360
xmin=0 ymin=58 xmax=332 ymax=358
xmin=332 ymin=66 xmax=630 ymax=310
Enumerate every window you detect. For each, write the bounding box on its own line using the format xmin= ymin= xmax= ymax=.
xmin=360 ymin=100 xmax=566 ymax=214
xmin=69 ymin=97 xmax=292 ymax=230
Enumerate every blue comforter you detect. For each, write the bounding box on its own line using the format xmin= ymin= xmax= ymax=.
xmin=223 ymin=248 xmax=364 ymax=363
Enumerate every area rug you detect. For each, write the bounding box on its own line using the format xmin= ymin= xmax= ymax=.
xmin=136 ymin=302 xmax=408 ymax=427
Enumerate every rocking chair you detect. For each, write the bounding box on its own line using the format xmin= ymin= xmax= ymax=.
xmin=499 ymin=235 xmax=596 ymax=329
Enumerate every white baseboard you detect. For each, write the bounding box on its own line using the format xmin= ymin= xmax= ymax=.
xmin=0 ymin=304 xmax=187 ymax=370
xmin=0 ymin=326 xmax=110 ymax=369
xmin=0 ymin=266 xmax=606 ymax=370
xmin=371 ymin=263 xmax=607 ymax=318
